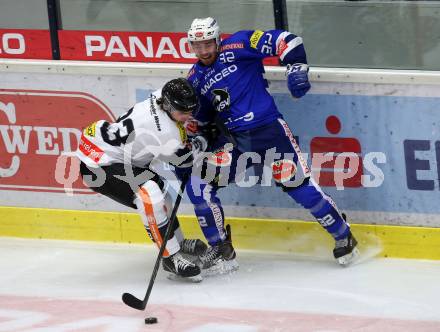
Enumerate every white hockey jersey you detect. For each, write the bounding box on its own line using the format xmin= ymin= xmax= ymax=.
xmin=76 ymin=90 xmax=188 ymax=168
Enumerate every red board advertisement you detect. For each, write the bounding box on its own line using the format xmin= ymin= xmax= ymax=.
xmin=59 ymin=30 xmax=279 ymax=65
xmin=0 ymin=90 xmax=115 ymax=193
xmin=0 ymin=29 xmax=52 ymax=59
xmin=310 ymin=115 xmax=363 ymax=188
xmin=0 ymin=29 xmax=279 ymax=65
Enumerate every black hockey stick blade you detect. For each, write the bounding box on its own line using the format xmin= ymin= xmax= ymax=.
xmin=122 ymin=292 xmax=145 ymax=311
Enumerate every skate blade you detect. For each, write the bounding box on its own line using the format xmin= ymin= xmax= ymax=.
xmin=202 ymin=259 xmax=239 ymax=277
xmin=166 ymin=273 xmax=203 ymax=283
xmin=337 ymin=247 xmax=360 ymax=266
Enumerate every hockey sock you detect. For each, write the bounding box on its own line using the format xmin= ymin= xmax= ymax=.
xmin=186 ymin=176 xmax=226 ymax=246
xmin=135 ymin=181 xmax=180 ymax=257
xmin=287 ymin=178 xmax=350 ymax=240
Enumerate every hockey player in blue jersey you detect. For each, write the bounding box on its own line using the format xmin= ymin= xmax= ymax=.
xmin=184 ymin=17 xmax=359 ymax=272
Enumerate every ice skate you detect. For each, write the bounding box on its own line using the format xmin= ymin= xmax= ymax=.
xmin=333 ymin=231 xmax=360 ymax=266
xmin=162 ymin=252 xmax=202 ymax=282
xmin=180 ymin=238 xmax=208 ymax=256
xmin=199 ymin=224 xmax=239 ymax=276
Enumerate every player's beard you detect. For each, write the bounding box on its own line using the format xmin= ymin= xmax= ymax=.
xmin=198 ymin=52 xmax=217 ymax=66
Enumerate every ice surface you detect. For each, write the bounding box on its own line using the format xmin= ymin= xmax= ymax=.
xmin=0 ymin=238 xmax=439 ymax=331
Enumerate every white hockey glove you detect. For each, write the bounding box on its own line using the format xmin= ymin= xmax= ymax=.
xmin=191 ymin=135 xmax=208 ymax=154
xmin=286 ymin=63 xmax=311 ymax=98
xmin=172 ymin=136 xmax=207 ymax=171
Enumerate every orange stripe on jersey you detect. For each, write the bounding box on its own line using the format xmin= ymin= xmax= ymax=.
xmin=138 ymin=187 xmax=170 ymax=257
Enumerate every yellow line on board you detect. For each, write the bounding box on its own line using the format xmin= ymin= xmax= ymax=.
xmin=1 ymin=206 xmax=439 ymax=260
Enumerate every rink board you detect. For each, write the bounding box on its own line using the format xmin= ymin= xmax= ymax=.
xmin=1 ymin=60 xmax=440 ymax=228
xmin=1 ymin=60 xmax=440 ymax=262
xmin=1 ymin=206 xmax=439 ymax=260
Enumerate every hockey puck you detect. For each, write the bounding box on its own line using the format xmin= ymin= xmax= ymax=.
xmin=145 ymin=317 xmax=158 ymax=324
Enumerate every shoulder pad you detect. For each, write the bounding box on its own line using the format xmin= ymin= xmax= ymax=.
xmin=223 ymin=30 xmax=265 ymax=50
xmin=222 ymin=30 xmax=252 ymax=44
xmin=220 ymin=30 xmax=255 ymax=52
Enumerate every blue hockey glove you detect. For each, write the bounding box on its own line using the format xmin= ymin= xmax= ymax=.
xmin=286 ymin=63 xmax=311 ymax=98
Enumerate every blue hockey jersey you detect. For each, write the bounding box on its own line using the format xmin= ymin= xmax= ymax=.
xmin=187 ymin=29 xmax=307 ymax=132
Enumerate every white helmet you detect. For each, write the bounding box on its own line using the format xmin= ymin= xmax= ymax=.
xmin=187 ymin=17 xmax=221 ymax=46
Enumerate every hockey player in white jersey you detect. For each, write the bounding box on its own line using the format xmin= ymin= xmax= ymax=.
xmin=76 ymin=78 xmax=208 ymax=280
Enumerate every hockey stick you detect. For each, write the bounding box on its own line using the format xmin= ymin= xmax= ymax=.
xmin=214 ymin=115 xmax=238 ymax=147
xmin=122 ymin=175 xmax=189 ymax=311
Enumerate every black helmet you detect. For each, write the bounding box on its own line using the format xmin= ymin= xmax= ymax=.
xmin=161 ymin=78 xmax=198 ymax=114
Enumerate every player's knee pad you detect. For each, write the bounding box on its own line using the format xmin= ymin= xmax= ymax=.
xmin=135 ymin=180 xmax=179 ymax=256
xmin=137 ymin=180 xmax=167 ymax=227
xmin=163 ymin=191 xmax=173 ymax=218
